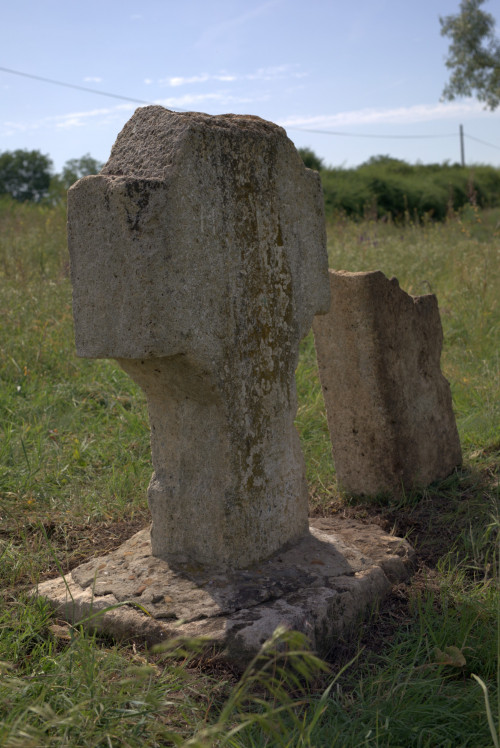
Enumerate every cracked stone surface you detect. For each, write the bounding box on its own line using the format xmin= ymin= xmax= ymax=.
xmin=35 ymin=518 xmax=415 ymax=668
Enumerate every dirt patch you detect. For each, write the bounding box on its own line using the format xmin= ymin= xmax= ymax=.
xmin=1 ymin=513 xmax=150 ymax=591
xmin=45 ymin=516 xmax=150 ymax=570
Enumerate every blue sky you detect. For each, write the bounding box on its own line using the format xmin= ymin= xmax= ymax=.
xmin=2 ymin=0 xmax=500 ymax=173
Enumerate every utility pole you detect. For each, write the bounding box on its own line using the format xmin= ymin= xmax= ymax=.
xmin=459 ymin=124 xmax=465 ymax=167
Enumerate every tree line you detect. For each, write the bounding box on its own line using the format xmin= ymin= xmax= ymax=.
xmin=0 ymin=150 xmax=102 ymax=203
xmin=298 ymin=148 xmax=500 ymax=221
xmin=2 ymin=146 xmax=500 ymax=222
xmin=315 ymin=156 xmax=500 ymax=221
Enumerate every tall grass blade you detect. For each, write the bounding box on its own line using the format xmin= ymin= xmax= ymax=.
xmin=472 ymin=674 xmax=499 ymax=748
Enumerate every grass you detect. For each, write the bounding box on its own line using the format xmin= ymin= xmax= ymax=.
xmin=0 ymin=195 xmax=499 ymax=745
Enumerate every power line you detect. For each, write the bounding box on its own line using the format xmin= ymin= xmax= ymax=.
xmin=285 ymin=126 xmax=457 ymax=139
xmin=0 ymin=65 xmax=165 ymax=109
xmin=464 ymin=132 xmax=500 ymax=151
xmin=1 ymin=65 xmax=500 ymax=150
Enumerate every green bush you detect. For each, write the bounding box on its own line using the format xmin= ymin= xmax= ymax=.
xmin=321 ymin=157 xmax=500 ymax=221
xmin=297 ymin=147 xmax=324 ymax=171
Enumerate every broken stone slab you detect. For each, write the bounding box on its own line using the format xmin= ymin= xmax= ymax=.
xmin=67 ymin=106 xmax=330 ymax=571
xmin=312 ymin=270 xmax=462 ymax=497
xmin=34 ymin=517 xmax=415 ymax=669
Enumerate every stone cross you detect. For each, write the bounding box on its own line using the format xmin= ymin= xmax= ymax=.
xmin=68 ymin=105 xmax=330 ymax=570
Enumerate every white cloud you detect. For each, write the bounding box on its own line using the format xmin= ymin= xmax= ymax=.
xmin=53 ymin=103 xmax=134 ymax=129
xmin=0 ymin=91 xmax=269 ymax=137
xmin=56 ymin=117 xmax=85 ymax=129
xmin=144 ymin=78 xmax=153 ymax=85
xmin=155 ymin=91 xmax=268 ymax=109
xmin=158 ymin=65 xmax=303 ymax=88
xmin=245 ymin=65 xmax=305 ymax=81
xmin=166 ymin=74 xmax=209 ymax=87
xmin=83 ymin=76 xmax=103 ymax=83
xmin=0 ymin=104 xmax=136 ymax=135
xmin=279 ymin=100 xmax=498 ymax=130
xmin=2 ymin=120 xmax=32 ymax=135
xmin=160 ymin=73 xmax=237 ymax=87
xmin=9 ymin=96 xmax=493 ymax=143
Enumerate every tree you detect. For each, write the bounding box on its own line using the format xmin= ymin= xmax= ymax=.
xmin=60 ymin=153 xmax=103 ymax=189
xmin=0 ymin=149 xmax=53 ymax=202
xmin=440 ymin=0 xmax=500 ymax=110
xmin=360 ymin=155 xmax=412 ymax=173
xmin=297 ymin=147 xmax=324 ymax=171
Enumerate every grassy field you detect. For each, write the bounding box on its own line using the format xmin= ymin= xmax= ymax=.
xmin=0 ymin=196 xmax=499 ymax=746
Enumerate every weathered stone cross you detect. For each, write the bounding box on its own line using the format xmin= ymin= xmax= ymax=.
xmin=67 ymin=105 xmax=331 ymax=570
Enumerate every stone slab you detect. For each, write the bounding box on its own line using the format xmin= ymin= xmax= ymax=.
xmin=34 ymin=518 xmax=415 ymax=668
xmin=313 ymin=270 xmax=462 ymax=497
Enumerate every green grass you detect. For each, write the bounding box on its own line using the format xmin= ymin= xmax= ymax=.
xmin=0 ymin=196 xmax=499 ymax=746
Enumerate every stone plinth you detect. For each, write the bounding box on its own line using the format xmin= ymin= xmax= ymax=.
xmin=313 ymin=270 xmax=462 ymax=497
xmin=35 ymin=518 xmax=415 ymax=669
xmin=67 ymin=106 xmax=330 ymax=570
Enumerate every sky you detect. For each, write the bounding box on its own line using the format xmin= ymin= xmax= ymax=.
xmin=2 ymin=0 xmax=500 ymax=174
